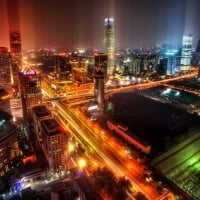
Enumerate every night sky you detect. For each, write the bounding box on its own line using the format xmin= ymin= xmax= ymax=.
xmin=0 ymin=0 xmax=200 ymax=50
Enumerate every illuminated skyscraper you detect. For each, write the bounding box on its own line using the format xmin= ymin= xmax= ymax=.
xmin=7 ymin=0 xmax=22 ymax=91
xmin=9 ymin=31 xmax=22 ymax=62
xmin=94 ymin=53 xmax=107 ymax=111
xmin=19 ymin=69 xmax=42 ymax=126
xmin=180 ymin=34 xmax=193 ymax=71
xmin=0 ymin=47 xmax=11 ymax=85
xmin=104 ymin=18 xmax=115 ymax=76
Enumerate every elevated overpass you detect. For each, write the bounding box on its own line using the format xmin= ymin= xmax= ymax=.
xmin=161 ymin=83 xmax=200 ymax=96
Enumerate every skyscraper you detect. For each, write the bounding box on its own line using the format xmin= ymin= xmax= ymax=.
xmin=40 ymin=118 xmax=65 ymax=172
xmin=55 ymin=54 xmax=71 ymax=81
xmin=104 ymin=18 xmax=115 ymax=77
xmin=19 ymin=69 xmax=42 ymax=128
xmin=0 ymin=47 xmax=11 ymax=85
xmin=7 ymin=0 xmax=22 ymax=90
xmin=180 ymin=34 xmax=193 ymax=71
xmin=94 ymin=53 xmax=107 ymax=111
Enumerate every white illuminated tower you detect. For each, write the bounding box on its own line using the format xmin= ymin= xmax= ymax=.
xmin=180 ymin=34 xmax=193 ymax=71
xmin=104 ymin=18 xmax=115 ymax=77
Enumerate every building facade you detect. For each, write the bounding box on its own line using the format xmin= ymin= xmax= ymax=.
xmin=19 ymin=69 xmax=42 ymax=125
xmin=32 ymin=105 xmax=52 ymax=141
xmin=54 ymin=54 xmax=71 ymax=81
xmin=40 ymin=118 xmax=66 ymax=172
xmin=104 ymin=18 xmax=115 ymax=76
xmin=0 ymin=47 xmax=11 ymax=85
xmin=0 ymin=110 xmax=20 ymax=177
xmin=94 ymin=53 xmax=107 ymax=111
xmin=180 ymin=34 xmax=193 ymax=71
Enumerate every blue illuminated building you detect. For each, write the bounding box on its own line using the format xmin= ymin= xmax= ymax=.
xmin=165 ymin=50 xmax=179 ymax=74
xmin=159 ymin=45 xmax=181 ymax=75
xmin=180 ymin=34 xmax=193 ymax=71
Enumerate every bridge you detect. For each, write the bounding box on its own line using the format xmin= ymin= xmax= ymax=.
xmin=161 ymin=83 xmax=200 ymax=96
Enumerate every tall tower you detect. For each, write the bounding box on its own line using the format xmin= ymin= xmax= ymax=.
xmin=104 ymin=18 xmax=115 ymax=77
xmin=180 ymin=34 xmax=193 ymax=71
xmin=7 ymin=0 xmax=22 ymax=91
xmin=19 ymin=69 xmax=42 ymax=129
xmin=0 ymin=47 xmax=11 ymax=85
xmin=94 ymin=53 xmax=107 ymax=111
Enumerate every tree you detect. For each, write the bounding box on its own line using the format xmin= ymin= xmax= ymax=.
xmin=114 ymin=177 xmax=132 ymax=200
xmin=92 ymin=167 xmax=116 ymax=195
xmin=135 ymin=192 xmax=148 ymax=200
xmin=92 ymin=167 xmax=131 ymax=200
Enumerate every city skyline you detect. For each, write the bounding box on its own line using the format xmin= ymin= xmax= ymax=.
xmin=1 ymin=2 xmax=200 ymax=196
xmin=0 ymin=0 xmax=200 ymax=50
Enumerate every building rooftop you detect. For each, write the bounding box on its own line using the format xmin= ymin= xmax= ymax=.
xmin=150 ymin=127 xmax=200 ymax=200
xmin=41 ymin=118 xmax=62 ymax=136
xmin=32 ymin=105 xmax=51 ymax=118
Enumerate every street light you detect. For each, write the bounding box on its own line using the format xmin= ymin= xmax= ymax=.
xmin=68 ymin=143 xmax=75 ymax=153
xmin=77 ymin=158 xmax=87 ymax=169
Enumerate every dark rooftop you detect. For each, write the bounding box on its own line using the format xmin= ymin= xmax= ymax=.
xmin=150 ymin=128 xmax=200 ymax=200
xmin=41 ymin=118 xmax=61 ymax=136
xmin=32 ymin=105 xmax=51 ymax=118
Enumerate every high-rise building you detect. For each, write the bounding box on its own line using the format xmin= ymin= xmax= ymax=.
xmin=104 ymin=18 xmax=115 ymax=76
xmin=7 ymin=0 xmax=22 ymax=61
xmin=164 ymin=50 xmax=179 ymax=75
xmin=19 ymin=69 xmax=42 ymax=126
xmin=40 ymin=118 xmax=65 ymax=172
xmin=0 ymin=47 xmax=11 ymax=85
xmin=54 ymin=54 xmax=71 ymax=81
xmin=9 ymin=31 xmax=22 ymax=59
xmin=0 ymin=110 xmax=20 ymax=177
xmin=94 ymin=53 xmax=107 ymax=111
xmin=180 ymin=34 xmax=193 ymax=71
xmin=32 ymin=105 xmax=52 ymax=141
xmin=7 ymin=0 xmax=22 ymax=91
